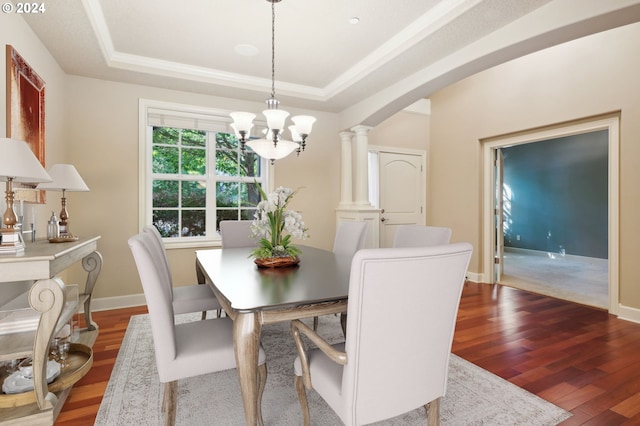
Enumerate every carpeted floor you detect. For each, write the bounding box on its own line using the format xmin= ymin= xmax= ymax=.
xmin=502 ymin=247 xmax=608 ymax=309
xmin=96 ymin=313 xmax=571 ymax=425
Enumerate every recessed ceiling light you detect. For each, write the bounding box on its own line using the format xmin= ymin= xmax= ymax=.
xmin=349 ymin=17 xmax=360 ymax=25
xmin=235 ymin=44 xmax=259 ymax=57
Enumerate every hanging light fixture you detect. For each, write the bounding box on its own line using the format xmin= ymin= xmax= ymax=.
xmin=230 ymin=0 xmax=316 ymax=163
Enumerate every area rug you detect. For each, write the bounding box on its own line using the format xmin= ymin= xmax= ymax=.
xmin=95 ymin=313 xmax=571 ymax=425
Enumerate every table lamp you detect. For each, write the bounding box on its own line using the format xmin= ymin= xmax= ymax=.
xmin=0 ymin=138 xmax=52 ymax=253
xmin=36 ymin=164 xmax=89 ymax=240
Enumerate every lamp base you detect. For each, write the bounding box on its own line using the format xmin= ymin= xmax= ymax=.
xmin=0 ymin=228 xmax=25 ymax=254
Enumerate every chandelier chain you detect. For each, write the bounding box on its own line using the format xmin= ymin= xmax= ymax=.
xmin=271 ymin=0 xmax=276 ymax=100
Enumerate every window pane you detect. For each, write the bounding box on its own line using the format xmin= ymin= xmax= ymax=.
xmin=216 ymin=132 xmax=238 ymax=150
xmin=216 ymin=149 xmax=238 ymax=176
xmin=182 ymin=181 xmax=206 ymax=207
xmin=240 ymin=151 xmax=260 ymax=177
xmin=182 ymin=147 xmax=206 ymax=175
xmin=216 ymin=209 xmax=238 ymax=231
xmin=153 ymin=127 xmax=178 ymax=145
xmin=153 ymin=180 xmax=179 ymax=207
xmin=153 ymin=210 xmax=179 ymax=237
xmin=153 ymin=146 xmax=179 ymax=174
xmin=241 ymin=182 xmax=261 ymax=207
xmin=241 ymin=209 xmax=256 ymax=221
xmin=182 ymin=210 xmax=206 ymax=236
xmin=216 ymin=182 xmax=239 ymax=207
xmin=181 ymin=129 xmax=206 ymax=147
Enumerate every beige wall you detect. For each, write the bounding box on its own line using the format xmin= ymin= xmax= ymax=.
xmin=429 ymin=23 xmax=640 ymax=310
xmin=368 ymin=110 xmax=430 ymax=152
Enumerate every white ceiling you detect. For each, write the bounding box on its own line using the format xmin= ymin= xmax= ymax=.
xmin=22 ymin=0 xmax=640 ymax=126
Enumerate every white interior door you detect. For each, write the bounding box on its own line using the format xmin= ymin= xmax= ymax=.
xmin=378 ymin=151 xmax=424 ymax=247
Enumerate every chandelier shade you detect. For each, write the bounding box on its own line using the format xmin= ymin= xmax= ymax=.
xmin=246 ymin=138 xmax=299 ymax=161
xmin=229 ymin=112 xmax=255 ymax=134
xmin=229 ymin=0 xmax=316 ymax=163
xmin=262 ymin=108 xmax=289 ymax=132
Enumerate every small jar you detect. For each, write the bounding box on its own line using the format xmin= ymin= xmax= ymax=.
xmin=47 ymin=211 xmax=60 ymax=240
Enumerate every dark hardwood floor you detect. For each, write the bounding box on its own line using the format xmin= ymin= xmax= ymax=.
xmin=55 ymin=282 xmax=640 ymax=425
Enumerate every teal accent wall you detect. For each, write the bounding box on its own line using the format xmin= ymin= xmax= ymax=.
xmin=502 ymin=130 xmax=608 ymax=259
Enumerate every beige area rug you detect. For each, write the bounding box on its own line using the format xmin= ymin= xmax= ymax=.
xmin=96 ymin=313 xmax=571 ymax=425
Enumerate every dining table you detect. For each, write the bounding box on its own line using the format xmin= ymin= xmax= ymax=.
xmin=195 ymin=245 xmax=352 ymax=426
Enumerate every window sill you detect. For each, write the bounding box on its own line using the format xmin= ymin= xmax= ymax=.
xmin=163 ymin=239 xmax=222 ymax=250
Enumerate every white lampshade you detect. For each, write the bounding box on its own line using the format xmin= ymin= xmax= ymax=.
xmin=37 ymin=164 xmax=89 ymax=192
xmin=291 ymin=115 xmax=316 ymax=136
xmin=230 ymin=112 xmax=256 ymax=133
xmin=262 ymin=109 xmax=289 ymax=131
xmin=288 ymin=126 xmax=302 ymax=143
xmin=246 ymin=138 xmax=299 ymax=161
xmin=0 ymin=138 xmax=52 ymax=183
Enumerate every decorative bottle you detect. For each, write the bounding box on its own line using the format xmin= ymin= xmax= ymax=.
xmin=47 ymin=211 xmax=60 ymax=240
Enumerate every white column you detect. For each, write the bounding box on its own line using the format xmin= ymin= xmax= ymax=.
xmin=339 ymin=131 xmax=354 ymax=208
xmin=351 ymin=125 xmax=372 ymax=207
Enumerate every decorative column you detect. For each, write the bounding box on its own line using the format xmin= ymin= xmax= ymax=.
xmin=339 ymin=131 xmax=354 ymax=208
xmin=351 ymin=125 xmax=372 ymax=207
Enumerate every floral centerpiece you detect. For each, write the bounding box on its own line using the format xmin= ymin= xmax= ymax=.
xmin=250 ymin=185 xmax=309 ymax=267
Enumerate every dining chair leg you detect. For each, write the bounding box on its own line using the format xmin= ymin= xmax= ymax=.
xmin=295 ymin=375 xmax=310 ymax=426
xmin=340 ymin=313 xmax=347 ymax=338
xmin=425 ymin=398 xmax=440 ymax=426
xmin=257 ymin=363 xmax=267 ymax=426
xmin=162 ymin=381 xmax=178 ymax=426
xmin=313 ymin=316 xmax=319 ymax=331
xmin=195 ymin=259 xmax=209 ymax=320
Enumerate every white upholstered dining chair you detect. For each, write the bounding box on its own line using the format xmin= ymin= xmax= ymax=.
xmin=313 ymin=220 xmax=368 ymax=331
xmin=333 ymin=220 xmax=368 ymax=257
xmin=393 ymin=225 xmax=452 ymax=248
xmin=143 ymin=225 xmax=222 ymax=318
xmin=129 ymin=232 xmax=268 ymax=426
xmin=219 ymin=220 xmax=257 ymax=248
xmin=291 ymin=242 xmax=473 ymax=426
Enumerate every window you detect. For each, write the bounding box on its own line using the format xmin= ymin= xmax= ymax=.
xmin=140 ymin=99 xmax=270 ymax=247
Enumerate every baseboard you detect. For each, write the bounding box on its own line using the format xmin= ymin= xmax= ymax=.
xmin=90 ymin=294 xmax=147 ymax=312
xmin=466 ymin=271 xmax=483 ymax=283
xmin=616 ymin=303 xmax=640 ymax=324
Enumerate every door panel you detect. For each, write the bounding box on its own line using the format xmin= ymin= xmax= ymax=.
xmin=378 ymin=152 xmax=423 ymax=247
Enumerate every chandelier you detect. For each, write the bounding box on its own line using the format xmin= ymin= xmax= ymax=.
xmin=230 ymin=0 xmax=316 ymax=163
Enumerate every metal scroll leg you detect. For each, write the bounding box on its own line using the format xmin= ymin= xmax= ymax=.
xmin=29 ymin=278 xmax=66 ymax=410
xmin=82 ymin=251 xmax=103 ymax=331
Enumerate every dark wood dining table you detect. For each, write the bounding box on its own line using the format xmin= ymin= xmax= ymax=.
xmin=195 ymin=245 xmax=351 ymax=426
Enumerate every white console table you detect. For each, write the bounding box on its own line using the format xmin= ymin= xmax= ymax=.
xmin=0 ymin=236 xmax=102 ymax=425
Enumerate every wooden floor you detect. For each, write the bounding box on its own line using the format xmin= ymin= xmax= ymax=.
xmin=54 ymin=282 xmax=640 ymax=425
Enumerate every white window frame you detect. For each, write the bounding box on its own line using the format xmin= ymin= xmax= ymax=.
xmin=138 ymin=99 xmax=273 ymax=249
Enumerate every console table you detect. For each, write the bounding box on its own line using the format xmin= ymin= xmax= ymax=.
xmin=0 ymin=236 xmax=102 ymax=425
